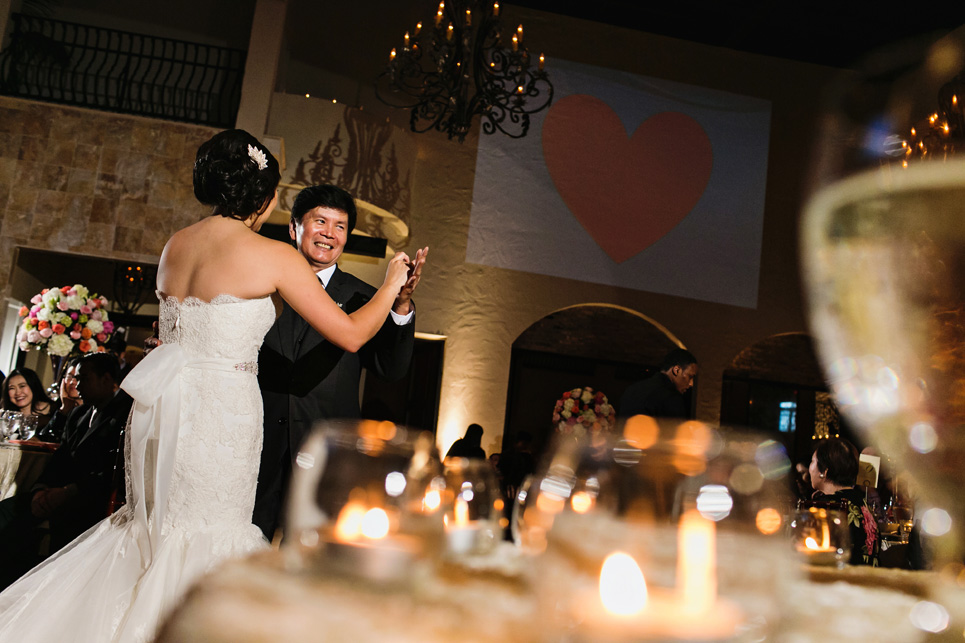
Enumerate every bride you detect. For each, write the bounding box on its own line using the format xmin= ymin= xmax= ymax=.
xmin=0 ymin=130 xmax=411 ymax=642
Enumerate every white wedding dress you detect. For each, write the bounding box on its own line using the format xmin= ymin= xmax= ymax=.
xmin=0 ymin=293 xmax=276 ymax=642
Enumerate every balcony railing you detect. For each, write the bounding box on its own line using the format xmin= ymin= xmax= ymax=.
xmin=0 ymin=14 xmax=247 ymax=127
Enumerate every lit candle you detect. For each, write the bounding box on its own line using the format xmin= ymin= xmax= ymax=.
xmin=493 ymin=1 xmax=500 ymax=17
xmin=465 ymin=8 xmax=472 ymax=25
xmin=446 ymin=23 xmax=454 ymax=41
xmin=321 ymin=500 xmax=420 ymax=584
xmin=678 ymin=510 xmax=715 ymax=613
xmin=389 ymin=48 xmax=396 ymax=62
xmin=445 ymin=496 xmax=478 ymax=554
xmin=511 ymin=34 xmax=518 ymax=51
xmin=572 ymin=515 xmax=742 ymax=640
xmin=414 ymin=21 xmax=422 ymax=36
xmin=404 ymin=31 xmax=409 ymax=47
xmin=538 ymin=53 xmax=545 ymax=71
xmin=516 ymin=24 xmax=524 ymax=43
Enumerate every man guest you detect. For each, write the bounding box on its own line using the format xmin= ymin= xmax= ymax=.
xmin=619 ymin=348 xmax=698 ymax=419
xmin=253 ymin=184 xmax=427 ymax=541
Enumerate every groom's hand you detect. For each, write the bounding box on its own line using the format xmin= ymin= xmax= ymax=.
xmin=392 ymin=247 xmax=428 ymax=315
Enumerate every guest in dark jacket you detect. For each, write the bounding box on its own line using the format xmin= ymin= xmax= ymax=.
xmin=0 ymin=353 xmax=133 ymax=589
xmin=446 ymin=424 xmax=486 ymax=460
xmin=808 ymin=438 xmax=880 ymax=566
xmin=618 ymin=349 xmax=697 ymax=419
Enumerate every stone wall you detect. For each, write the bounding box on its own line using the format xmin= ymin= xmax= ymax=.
xmin=0 ymin=96 xmax=218 ymax=295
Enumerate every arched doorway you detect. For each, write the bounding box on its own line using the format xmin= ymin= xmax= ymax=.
xmin=501 ymin=304 xmax=683 ymax=461
xmin=719 ymin=332 xmax=851 ymax=464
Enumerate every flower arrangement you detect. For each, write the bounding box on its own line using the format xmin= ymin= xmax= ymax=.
xmin=17 ymin=285 xmax=115 ymax=357
xmin=552 ymin=386 xmax=616 ymax=438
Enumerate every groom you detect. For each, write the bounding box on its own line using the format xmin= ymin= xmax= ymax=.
xmin=253 ymin=184 xmax=425 ymax=541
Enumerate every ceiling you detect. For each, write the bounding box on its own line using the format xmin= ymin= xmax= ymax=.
xmin=510 ymin=0 xmax=965 ymax=68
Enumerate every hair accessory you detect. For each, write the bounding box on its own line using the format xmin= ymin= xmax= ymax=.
xmin=247 ymin=144 xmax=268 ymax=171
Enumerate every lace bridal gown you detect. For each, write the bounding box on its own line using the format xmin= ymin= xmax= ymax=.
xmin=0 ymin=293 xmax=276 ymax=642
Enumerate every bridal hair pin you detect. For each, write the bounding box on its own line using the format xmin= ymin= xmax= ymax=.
xmin=247 ymin=144 xmax=268 ymax=170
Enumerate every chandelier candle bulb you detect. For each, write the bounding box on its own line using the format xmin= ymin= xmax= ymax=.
xmin=465 ymin=8 xmax=472 ymax=25
xmin=414 ymin=21 xmax=421 ymax=36
xmin=435 ymin=9 xmax=443 ymax=26
xmin=511 ymin=34 xmax=518 ymax=51
xmin=446 ymin=23 xmax=454 ymax=41
xmin=516 ymin=24 xmax=523 ymax=43
xmin=493 ymin=1 xmax=499 ymax=17
xmin=539 ymin=53 xmax=545 ymax=71
xmin=389 ymin=48 xmax=396 ymax=61
xmin=404 ymin=32 xmax=409 ymax=47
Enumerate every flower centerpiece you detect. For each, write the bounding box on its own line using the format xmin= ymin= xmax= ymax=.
xmin=552 ymin=386 xmax=616 ymax=438
xmin=17 ymin=285 xmax=115 ymax=357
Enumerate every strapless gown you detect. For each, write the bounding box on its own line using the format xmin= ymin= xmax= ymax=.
xmin=0 ymin=293 xmax=277 ymax=642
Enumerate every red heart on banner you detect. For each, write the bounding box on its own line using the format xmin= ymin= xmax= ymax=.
xmin=542 ymin=94 xmax=713 ymax=263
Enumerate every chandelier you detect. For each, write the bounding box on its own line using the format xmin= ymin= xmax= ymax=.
xmin=901 ymin=71 xmax=965 ymax=163
xmin=375 ymin=0 xmax=553 ymax=142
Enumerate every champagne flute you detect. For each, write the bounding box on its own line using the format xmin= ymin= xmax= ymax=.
xmin=801 ymin=30 xmax=965 ymax=580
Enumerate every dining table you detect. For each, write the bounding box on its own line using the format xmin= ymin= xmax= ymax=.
xmin=0 ymin=440 xmax=57 ymax=501
xmin=156 ymin=543 xmax=944 ymax=643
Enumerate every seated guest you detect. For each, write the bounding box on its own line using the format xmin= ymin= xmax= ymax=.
xmin=808 ymin=438 xmax=880 ymax=566
xmin=446 ymin=423 xmax=486 ymax=460
xmin=2 ymin=368 xmax=53 ymax=432
xmin=0 ymin=353 xmax=133 ymax=589
xmin=39 ymin=358 xmax=83 ymax=442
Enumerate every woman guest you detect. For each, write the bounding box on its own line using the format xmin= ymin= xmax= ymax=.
xmin=809 ymin=438 xmax=881 ymax=566
xmin=2 ymin=368 xmax=53 ymax=431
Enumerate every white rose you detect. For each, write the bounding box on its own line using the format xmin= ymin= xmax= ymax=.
xmin=65 ymin=295 xmax=84 ymax=309
xmin=74 ymin=285 xmax=89 ymax=299
xmin=581 ymin=390 xmax=592 ymax=403
xmin=41 ymin=288 xmax=62 ymax=304
xmin=563 ymin=398 xmax=575 ymax=411
xmin=36 ymin=307 xmax=51 ymax=322
xmin=47 ymin=333 xmax=74 ymax=356
xmin=86 ymin=319 xmax=104 ymax=334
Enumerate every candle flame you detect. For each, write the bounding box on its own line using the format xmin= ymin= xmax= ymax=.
xmin=678 ymin=510 xmax=716 ymax=613
xmin=421 ymin=489 xmax=439 ymax=512
xmin=454 ymin=497 xmax=470 ymax=525
xmin=334 ymin=501 xmax=367 ymax=540
xmin=361 ymin=507 xmax=390 ymax=539
xmin=571 ymin=490 xmax=594 ymax=514
xmin=600 ymin=552 xmax=648 ymax=615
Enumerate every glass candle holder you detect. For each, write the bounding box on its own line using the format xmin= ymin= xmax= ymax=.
xmin=442 ymin=457 xmax=501 ymax=556
xmin=526 ymin=417 xmax=796 ymax=642
xmin=283 ymin=420 xmax=445 ymax=587
xmin=789 ymin=507 xmax=850 ymax=568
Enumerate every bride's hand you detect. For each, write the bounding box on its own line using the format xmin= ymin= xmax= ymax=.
xmin=385 ymin=252 xmax=410 ymax=291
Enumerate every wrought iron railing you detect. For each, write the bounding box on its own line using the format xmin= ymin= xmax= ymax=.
xmin=0 ymin=14 xmax=246 ymax=127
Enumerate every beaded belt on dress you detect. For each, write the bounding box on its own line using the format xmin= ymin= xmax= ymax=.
xmin=234 ymin=361 xmax=257 ymax=374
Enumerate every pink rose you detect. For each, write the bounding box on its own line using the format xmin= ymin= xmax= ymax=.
xmin=30 ymin=294 xmax=42 ymax=305
xmin=80 ymin=305 xmax=92 ymax=314
xmin=70 ymin=312 xmax=78 ymax=320
xmin=70 ymin=331 xmax=81 ymax=340
xmin=91 ymin=310 xmax=102 ymax=321
xmin=102 ymin=321 xmax=114 ymax=334
xmin=39 ymin=327 xmax=53 ymax=338
xmin=26 ymin=329 xmax=41 ymax=343
xmin=57 ymin=300 xmax=70 ymax=311
xmin=29 ymin=309 xmax=38 ymax=319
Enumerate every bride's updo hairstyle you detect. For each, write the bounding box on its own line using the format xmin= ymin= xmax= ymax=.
xmin=193 ymin=129 xmax=281 ymax=221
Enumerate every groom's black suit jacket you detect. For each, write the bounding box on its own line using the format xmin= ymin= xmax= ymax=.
xmin=253 ymin=267 xmax=415 ymax=539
